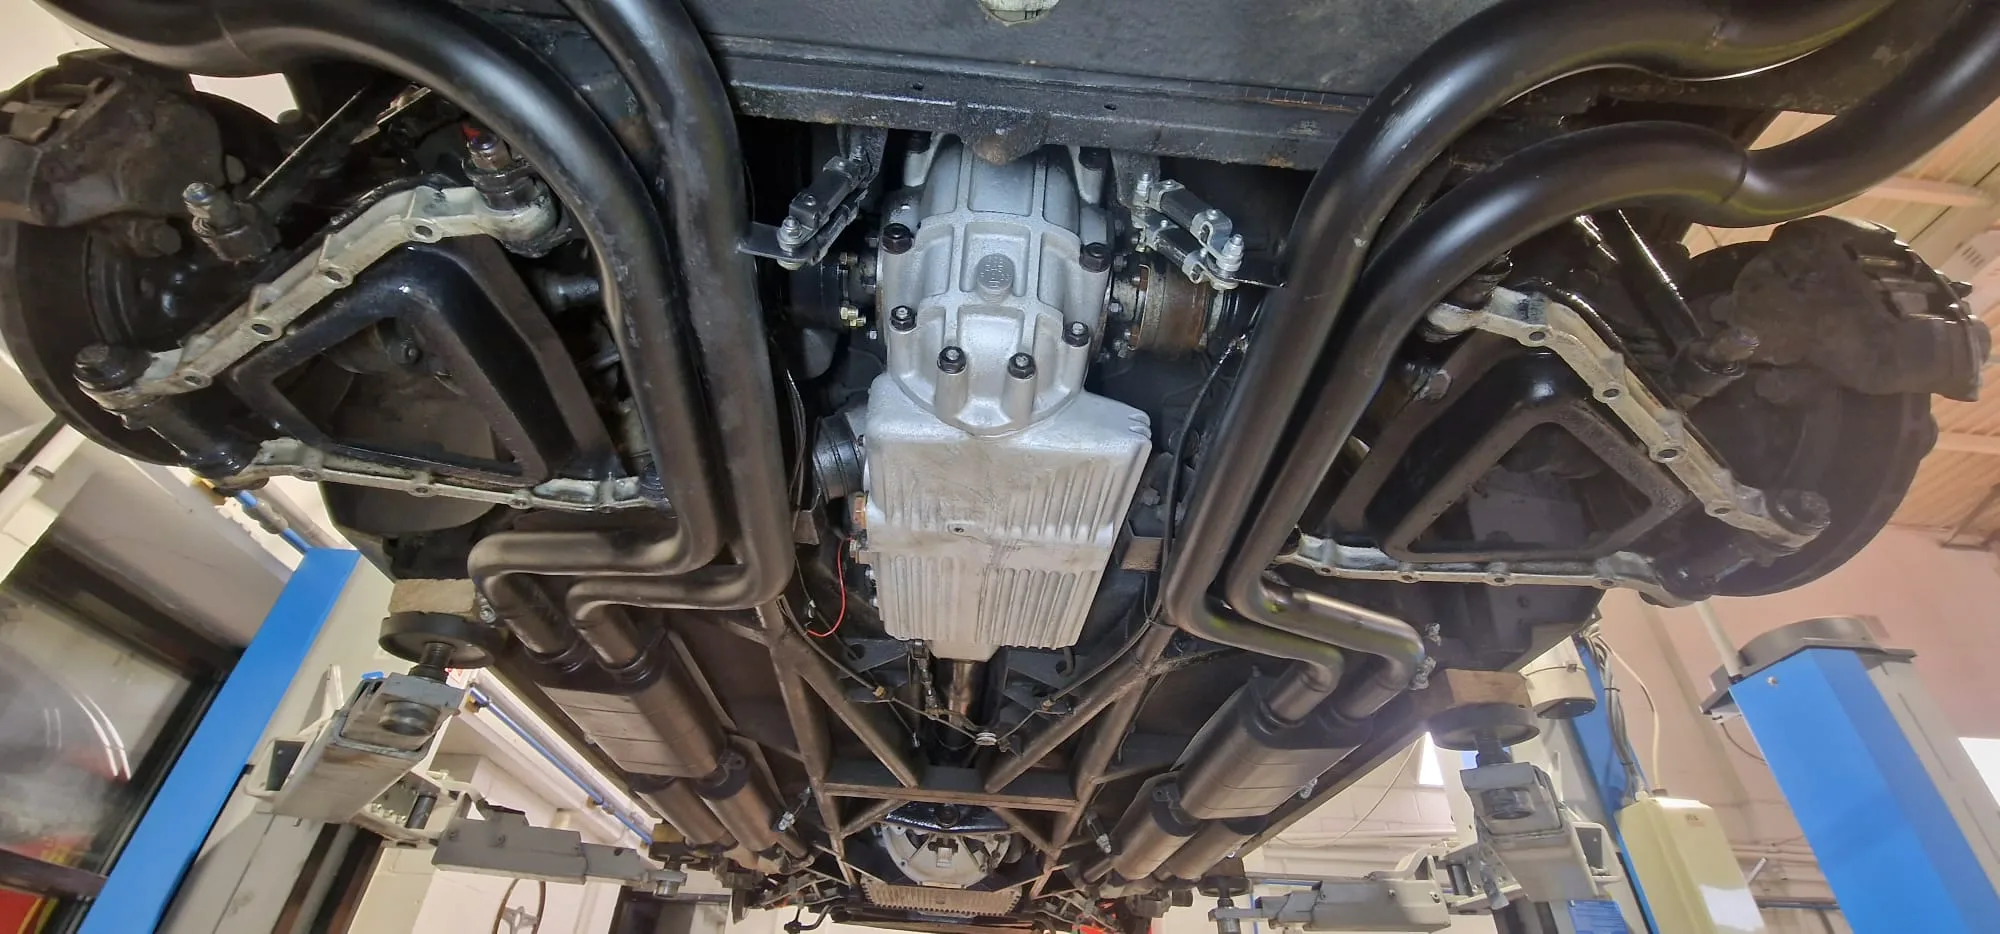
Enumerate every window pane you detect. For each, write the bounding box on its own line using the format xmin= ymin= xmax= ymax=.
xmin=0 ymin=590 xmax=191 ymax=884
xmin=1418 ymin=733 xmax=1444 ymax=787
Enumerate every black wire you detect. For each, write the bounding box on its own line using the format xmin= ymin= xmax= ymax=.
xmin=1148 ymin=332 xmax=1247 ymax=621
xmin=1585 ymin=633 xmax=1649 ymax=802
xmin=985 ymin=615 xmax=1165 ymax=748
xmin=784 ymin=905 xmax=828 ymax=933
xmin=782 ymin=364 xmax=810 ymax=508
xmin=777 ymin=597 xmax=980 ymax=742
xmin=1720 ymin=717 xmax=1766 ymax=764
xmin=248 ymin=77 xmax=411 ymax=216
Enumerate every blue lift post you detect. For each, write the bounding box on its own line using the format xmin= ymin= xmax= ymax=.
xmin=1567 ymin=641 xmax=1658 ymax=934
xmin=1712 ymin=616 xmax=2000 ymax=934
xmin=79 ymin=549 xmax=361 ymax=934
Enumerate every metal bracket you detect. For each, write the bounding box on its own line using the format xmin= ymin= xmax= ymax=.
xmin=2 ymin=77 xmax=92 ymax=144
xmin=1210 ymin=857 xmax=1538 ymax=933
xmin=1426 ymin=288 xmax=1821 ymax=551
xmin=744 ymin=127 xmax=889 ymax=269
xmin=86 ymin=184 xmax=559 ymax=409
xmin=221 ymin=437 xmax=651 ymax=513
xmin=1279 ymin=536 xmax=1687 ymax=605
xmin=1460 ymin=761 xmax=1620 ymax=904
xmin=1213 ymin=878 xmax=1452 ymax=932
xmin=434 ymin=807 xmax=685 ymax=895
xmin=251 ymin=672 xmax=465 ymax=826
xmin=1129 ymin=175 xmax=1278 ymax=290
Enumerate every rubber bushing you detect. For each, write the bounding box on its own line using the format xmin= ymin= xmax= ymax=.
xmin=378 ymin=611 xmax=506 ymax=669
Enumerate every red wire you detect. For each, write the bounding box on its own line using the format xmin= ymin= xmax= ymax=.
xmin=811 ymin=540 xmax=847 ymax=638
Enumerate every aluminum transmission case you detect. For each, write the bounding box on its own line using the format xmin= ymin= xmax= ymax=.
xmin=861 ymin=139 xmax=1150 ymax=661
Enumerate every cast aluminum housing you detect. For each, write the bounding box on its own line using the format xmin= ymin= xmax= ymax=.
xmin=861 ymin=139 xmax=1150 ymax=661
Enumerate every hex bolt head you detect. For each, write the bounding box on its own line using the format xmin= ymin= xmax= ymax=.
xmin=1007 ymin=352 xmax=1037 ymax=379
xmin=181 ymin=181 xmax=218 ymax=215
xmin=881 ymin=223 xmax=916 ymax=255
xmin=1217 ymin=233 xmax=1246 ymax=273
xmin=117 ymin=218 xmax=182 ymax=258
xmin=1415 ymin=368 xmax=1452 ymax=402
xmin=889 ymin=305 xmax=918 ymax=332
xmin=182 ymin=181 xmax=241 ymax=229
xmin=1079 ymin=241 xmax=1111 ymax=273
xmin=146 ymin=223 xmax=182 ymax=256
xmin=1776 ymin=489 xmax=1832 ymax=534
xmin=937 ymin=346 xmax=968 ymax=374
xmin=464 ymin=129 xmax=514 ymax=173
xmin=1063 ymin=320 xmax=1092 ymax=347
xmin=73 ymin=343 xmax=149 ymax=391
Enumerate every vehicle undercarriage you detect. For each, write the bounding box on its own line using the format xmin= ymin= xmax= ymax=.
xmin=1 ymin=0 xmax=1995 ymax=929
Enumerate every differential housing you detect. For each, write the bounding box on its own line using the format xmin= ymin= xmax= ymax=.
xmin=859 ymin=139 xmax=1151 ymax=661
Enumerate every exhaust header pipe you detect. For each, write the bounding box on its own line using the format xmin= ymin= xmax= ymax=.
xmin=1126 ymin=0 xmax=1988 ymax=887
xmin=34 ymin=0 xmax=797 ymax=856
xmin=1160 ymin=0 xmax=1904 ymax=726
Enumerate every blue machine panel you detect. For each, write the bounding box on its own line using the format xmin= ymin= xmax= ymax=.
xmin=81 ymin=549 xmax=360 ymax=934
xmin=1567 ymin=899 xmax=1632 ymax=933
xmin=1732 ymin=647 xmax=2000 ymax=934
